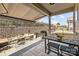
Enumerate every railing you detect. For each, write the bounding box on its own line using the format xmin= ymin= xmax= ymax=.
xmin=44 ymin=36 xmax=79 ymax=56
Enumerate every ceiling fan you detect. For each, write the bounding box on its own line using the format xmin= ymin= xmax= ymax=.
xmin=49 ymin=3 xmax=55 ymax=5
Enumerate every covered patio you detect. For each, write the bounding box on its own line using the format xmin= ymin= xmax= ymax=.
xmin=0 ymin=3 xmax=79 ymax=56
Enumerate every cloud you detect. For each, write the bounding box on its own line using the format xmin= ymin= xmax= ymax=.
xmin=52 ymin=16 xmax=56 ymax=19
xmin=36 ymin=18 xmax=44 ymax=22
xmin=36 ymin=17 xmax=49 ymax=24
xmin=37 ymin=19 xmax=43 ymax=22
xmin=59 ymin=15 xmax=65 ymax=18
xmin=51 ymin=20 xmax=58 ymax=25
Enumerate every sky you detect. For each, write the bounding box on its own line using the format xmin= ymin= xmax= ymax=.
xmin=37 ymin=12 xmax=73 ymax=25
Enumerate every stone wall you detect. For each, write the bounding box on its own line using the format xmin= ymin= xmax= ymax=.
xmin=0 ymin=16 xmax=48 ymax=39
xmin=0 ymin=26 xmax=48 ymax=38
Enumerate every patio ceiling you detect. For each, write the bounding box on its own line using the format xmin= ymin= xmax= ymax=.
xmin=0 ymin=3 xmax=44 ymax=21
xmin=0 ymin=3 xmax=74 ymax=21
xmin=30 ymin=3 xmax=74 ymax=16
xmin=41 ymin=3 xmax=74 ymax=15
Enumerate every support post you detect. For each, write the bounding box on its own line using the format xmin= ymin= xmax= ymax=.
xmin=73 ymin=4 xmax=76 ymax=33
xmin=48 ymin=15 xmax=51 ymax=35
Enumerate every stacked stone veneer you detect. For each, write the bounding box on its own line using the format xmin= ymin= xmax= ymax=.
xmin=0 ymin=16 xmax=48 ymax=39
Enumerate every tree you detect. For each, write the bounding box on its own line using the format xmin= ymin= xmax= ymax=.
xmin=56 ymin=22 xmax=60 ymax=30
xmin=56 ymin=22 xmax=60 ymax=26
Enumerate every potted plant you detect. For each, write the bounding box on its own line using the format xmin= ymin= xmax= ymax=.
xmin=56 ymin=33 xmax=64 ymax=42
xmin=40 ymin=31 xmax=47 ymax=38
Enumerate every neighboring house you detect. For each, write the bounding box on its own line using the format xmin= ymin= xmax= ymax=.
xmin=57 ymin=25 xmax=68 ymax=31
xmin=51 ymin=24 xmax=56 ymax=31
xmin=67 ymin=16 xmax=73 ymax=32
